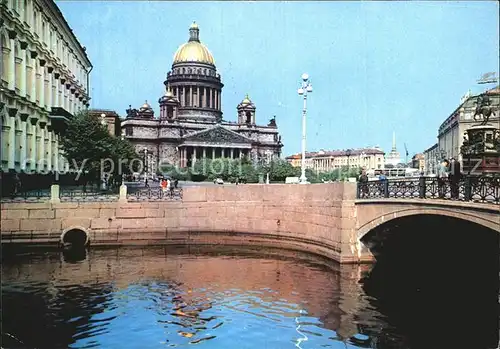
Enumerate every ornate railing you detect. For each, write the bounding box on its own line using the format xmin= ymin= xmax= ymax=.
xmin=59 ymin=185 xmax=120 ymax=202
xmin=0 ymin=188 xmax=51 ymax=203
xmin=357 ymin=176 xmax=500 ymax=204
xmin=126 ymin=187 xmax=183 ymax=202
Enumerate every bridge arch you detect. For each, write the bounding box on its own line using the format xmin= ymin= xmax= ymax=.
xmin=357 ymin=207 xmax=500 ymax=240
xmin=60 ymin=226 xmax=90 ymax=248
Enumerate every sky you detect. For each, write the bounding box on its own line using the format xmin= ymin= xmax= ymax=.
xmin=57 ymin=1 xmax=499 ymax=158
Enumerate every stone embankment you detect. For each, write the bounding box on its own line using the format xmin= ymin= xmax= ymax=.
xmin=1 ymin=183 xmax=368 ymax=263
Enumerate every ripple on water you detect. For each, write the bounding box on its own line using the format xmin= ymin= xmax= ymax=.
xmin=1 ymin=247 xmax=391 ymax=349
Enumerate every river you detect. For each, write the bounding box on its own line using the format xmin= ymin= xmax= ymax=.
xmin=1 ymin=245 xmax=498 ymax=349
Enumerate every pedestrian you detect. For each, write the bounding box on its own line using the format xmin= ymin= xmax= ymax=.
xmin=449 ymin=158 xmax=461 ymax=200
xmin=161 ymin=179 xmax=167 ymax=195
xmin=437 ymin=159 xmax=449 ymax=199
xmin=359 ymin=170 xmax=369 ymax=198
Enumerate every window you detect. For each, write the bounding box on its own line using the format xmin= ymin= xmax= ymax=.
xmin=125 ymin=127 xmax=133 ymax=136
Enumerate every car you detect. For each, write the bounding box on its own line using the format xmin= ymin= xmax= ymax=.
xmin=214 ymin=178 xmax=224 ymax=185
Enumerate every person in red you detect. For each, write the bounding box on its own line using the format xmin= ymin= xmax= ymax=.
xmin=161 ymin=179 xmax=167 ymax=194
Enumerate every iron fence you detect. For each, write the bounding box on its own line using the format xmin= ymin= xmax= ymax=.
xmin=59 ymin=185 xmax=120 ymax=202
xmin=127 ymin=187 xmax=183 ymax=202
xmin=357 ymin=176 xmax=500 ymax=204
xmin=0 ymin=188 xmax=51 ymax=203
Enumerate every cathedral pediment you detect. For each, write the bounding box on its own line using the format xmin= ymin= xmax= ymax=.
xmin=183 ymin=126 xmax=252 ymax=144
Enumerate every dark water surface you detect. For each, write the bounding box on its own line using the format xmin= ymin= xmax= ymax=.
xmin=1 ymin=245 xmax=498 ymax=349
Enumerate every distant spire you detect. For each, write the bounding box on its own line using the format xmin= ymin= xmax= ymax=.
xmin=392 ymin=131 xmax=397 ymax=151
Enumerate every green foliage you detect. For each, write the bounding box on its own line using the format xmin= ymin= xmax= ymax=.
xmin=266 ymin=159 xmax=300 ymax=182
xmin=316 ymin=166 xmax=363 ymax=182
xmin=60 ymin=111 xmax=138 ymax=179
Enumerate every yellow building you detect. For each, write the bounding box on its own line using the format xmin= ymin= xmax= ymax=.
xmin=0 ymin=0 xmax=92 ymax=173
xmin=286 ymin=147 xmax=385 ymax=173
xmin=285 ymin=152 xmax=316 ymax=169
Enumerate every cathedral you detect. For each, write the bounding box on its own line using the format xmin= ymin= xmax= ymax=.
xmin=121 ymin=22 xmax=283 ymax=173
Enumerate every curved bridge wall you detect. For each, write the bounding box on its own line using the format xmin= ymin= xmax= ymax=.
xmin=0 ymin=184 xmax=362 ymax=263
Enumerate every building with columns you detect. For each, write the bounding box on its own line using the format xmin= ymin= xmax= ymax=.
xmin=121 ymin=22 xmax=283 ymax=172
xmin=286 ymin=147 xmax=385 ymax=173
xmin=0 ymin=0 xmax=92 ymax=173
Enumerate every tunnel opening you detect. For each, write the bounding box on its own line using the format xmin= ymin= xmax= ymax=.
xmin=359 ymin=214 xmax=499 ymax=349
xmin=61 ymin=229 xmax=89 ymax=250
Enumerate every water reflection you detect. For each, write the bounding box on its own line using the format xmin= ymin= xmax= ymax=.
xmin=1 ymin=244 xmax=498 ymax=349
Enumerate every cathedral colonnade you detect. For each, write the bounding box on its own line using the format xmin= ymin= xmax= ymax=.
xmin=1 ymin=0 xmax=93 ymax=173
xmin=179 ymin=144 xmax=251 ymax=167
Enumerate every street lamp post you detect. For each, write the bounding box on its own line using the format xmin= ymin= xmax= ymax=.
xmin=297 ymin=73 xmax=313 ymax=184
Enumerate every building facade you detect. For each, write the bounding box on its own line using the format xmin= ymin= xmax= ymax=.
xmin=423 ymin=143 xmax=439 ymax=175
xmin=411 ymin=153 xmax=425 ymax=172
xmin=1 ymin=0 xmax=92 ymax=173
xmin=121 ymin=23 xmax=283 ymax=172
xmin=88 ymin=109 xmax=121 ymax=137
xmin=437 ymin=86 xmax=499 ymax=162
xmin=286 ymin=147 xmax=385 ymax=173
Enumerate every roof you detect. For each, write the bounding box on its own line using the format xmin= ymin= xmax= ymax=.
xmin=88 ymin=109 xmax=120 ymax=118
xmin=286 ymin=147 xmax=384 ymax=159
xmin=49 ymin=0 xmax=92 ymax=67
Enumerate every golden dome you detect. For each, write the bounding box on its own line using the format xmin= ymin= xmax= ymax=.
xmin=241 ymin=94 xmax=252 ymax=104
xmin=141 ymin=100 xmax=152 ymax=109
xmin=172 ymin=22 xmax=215 ymax=66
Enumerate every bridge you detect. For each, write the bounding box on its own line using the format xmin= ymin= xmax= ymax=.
xmin=1 ymin=180 xmax=498 ymax=263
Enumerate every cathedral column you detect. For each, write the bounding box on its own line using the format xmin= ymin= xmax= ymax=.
xmin=182 ymin=86 xmax=187 ymax=106
xmin=208 ymin=89 xmax=212 ymax=108
xmin=197 ymin=86 xmax=200 ymax=107
xmin=7 ymin=31 xmax=16 ymax=90
xmin=221 ymin=148 xmax=225 ymax=158
xmin=230 ymin=148 xmax=234 ymax=159
xmin=19 ymin=113 xmax=29 ymax=171
xmin=217 ymin=90 xmax=221 ymax=110
xmin=190 ymin=86 xmax=194 ymax=107
xmin=192 ymin=147 xmax=197 ymax=165
xmin=202 ymin=148 xmax=206 ymax=159
xmin=203 ymin=87 xmax=207 ymax=108
xmin=20 ymin=41 xmax=28 ymax=97
xmin=212 ymin=148 xmax=215 ymax=159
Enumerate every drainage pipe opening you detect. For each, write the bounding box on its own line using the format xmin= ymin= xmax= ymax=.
xmin=60 ymin=228 xmax=89 ymax=249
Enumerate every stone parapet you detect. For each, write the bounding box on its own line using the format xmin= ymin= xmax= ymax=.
xmin=1 ymin=183 xmax=368 ymax=263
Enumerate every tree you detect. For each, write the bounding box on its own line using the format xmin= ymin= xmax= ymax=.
xmin=60 ymin=111 xmax=138 ymax=181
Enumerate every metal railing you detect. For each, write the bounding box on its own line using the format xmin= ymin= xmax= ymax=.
xmin=0 ymin=188 xmax=51 ymax=203
xmin=59 ymin=185 xmax=120 ymax=202
xmin=126 ymin=187 xmax=183 ymax=201
xmin=356 ymin=176 xmax=500 ymax=204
